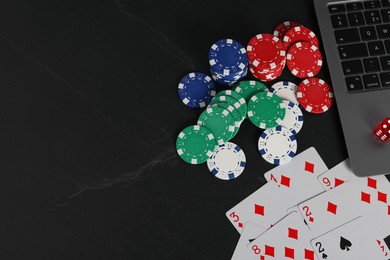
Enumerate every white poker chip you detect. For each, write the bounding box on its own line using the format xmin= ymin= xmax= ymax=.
xmin=258 ymin=126 xmax=297 ymax=165
xmin=207 ymin=142 xmax=246 ymax=180
xmin=269 ymin=81 xmax=298 ymax=104
xmin=280 ymin=101 xmax=304 ymax=135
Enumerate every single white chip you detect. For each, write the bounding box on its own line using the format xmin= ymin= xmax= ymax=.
xmin=207 ymin=142 xmax=246 ymax=180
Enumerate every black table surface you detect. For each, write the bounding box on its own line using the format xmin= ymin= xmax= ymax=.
xmin=0 ymin=0 xmax=348 ymax=259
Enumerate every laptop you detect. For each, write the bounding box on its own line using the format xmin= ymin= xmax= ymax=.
xmin=314 ymin=0 xmax=390 ymax=177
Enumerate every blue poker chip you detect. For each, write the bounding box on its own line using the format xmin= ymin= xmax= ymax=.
xmin=207 ymin=142 xmax=246 ymax=180
xmin=280 ymin=101 xmax=304 ymax=135
xmin=208 ymin=39 xmax=248 ymax=86
xmin=178 ymin=72 xmax=216 ymax=108
xmin=210 ymin=66 xmax=248 ymax=86
xmin=258 ymin=126 xmax=297 ymax=165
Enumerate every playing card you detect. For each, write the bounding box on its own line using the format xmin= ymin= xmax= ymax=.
xmin=317 ymin=159 xmax=360 ymax=191
xmin=231 ymin=222 xmax=267 ymax=260
xmin=227 ymin=162 xmax=330 ymax=234
xmin=245 ymin=211 xmax=317 ymax=260
xmin=226 ymin=181 xmax=290 ymax=233
xmin=264 ymin=147 xmax=328 ymax=184
xmin=298 ymin=175 xmax=390 ymax=238
xmin=311 ymin=216 xmax=388 ymax=259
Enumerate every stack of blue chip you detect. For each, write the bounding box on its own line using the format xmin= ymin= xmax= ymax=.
xmin=208 ymin=39 xmax=249 ymax=86
xmin=177 ymin=72 xmax=217 ymax=108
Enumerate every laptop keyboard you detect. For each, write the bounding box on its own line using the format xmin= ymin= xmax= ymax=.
xmin=329 ymin=0 xmax=390 ymax=92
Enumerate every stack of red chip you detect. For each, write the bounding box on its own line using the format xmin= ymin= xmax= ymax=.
xmin=245 ymin=21 xmax=333 ymax=114
xmin=273 ymin=21 xmax=332 ymax=114
xmin=277 ymin=24 xmax=323 ymax=79
xmin=246 ymin=34 xmax=286 ymax=82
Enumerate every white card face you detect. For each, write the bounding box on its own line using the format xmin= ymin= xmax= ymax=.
xmin=298 ymin=175 xmax=390 ymax=238
xmin=311 ymin=216 xmax=387 ymax=260
xmin=227 ymin=173 xmax=327 ymax=234
xmin=231 ymin=222 xmax=267 ymax=260
xmin=226 ymin=181 xmax=290 ymax=233
xmin=317 ymin=159 xmax=360 ymax=191
xmin=246 ymin=211 xmax=317 ymax=260
xmin=264 ymin=147 xmax=328 ymax=183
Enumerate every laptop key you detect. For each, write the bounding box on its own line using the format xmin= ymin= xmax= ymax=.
xmin=329 ymin=4 xmax=346 ymax=13
xmin=364 ymin=0 xmax=381 ymax=9
xmin=381 ymin=9 xmax=390 ymax=22
xmin=364 ymin=10 xmax=382 ymax=24
xmin=341 ymin=60 xmax=364 ymax=75
xmin=377 ymin=24 xmax=390 ymax=39
xmin=363 ymin=74 xmax=381 ymax=88
xmin=331 ymin=14 xmax=349 ymax=28
xmin=347 ymin=2 xmax=363 ymax=11
xmin=360 ymin=26 xmax=378 ymax=41
xmin=346 ymin=76 xmax=364 ymax=91
xmin=380 ymin=56 xmax=390 ymax=70
xmin=385 ymin=40 xmax=390 ymax=53
xmin=334 ymin=28 xmax=360 ymax=44
xmin=338 ymin=43 xmax=368 ymax=59
xmin=380 ymin=72 xmax=390 ymax=87
xmin=363 ymin=57 xmax=381 ymax=72
xmin=348 ymin=12 xmax=365 ymax=26
xmin=367 ymin=41 xmax=386 ymax=55
xmin=342 ymin=60 xmax=364 ymax=75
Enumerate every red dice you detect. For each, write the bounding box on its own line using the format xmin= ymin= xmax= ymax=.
xmin=374 ymin=118 xmax=390 ymax=142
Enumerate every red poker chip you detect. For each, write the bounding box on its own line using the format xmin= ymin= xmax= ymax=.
xmin=250 ymin=65 xmax=284 ymax=82
xmin=297 ymin=78 xmax=333 ymax=114
xmin=250 ymin=60 xmax=285 ymax=75
xmin=287 ymin=42 xmax=322 ymax=79
xmin=283 ymin=26 xmax=319 ymax=49
xmin=273 ymin=21 xmax=301 ymax=40
xmin=247 ymin=34 xmax=286 ymax=71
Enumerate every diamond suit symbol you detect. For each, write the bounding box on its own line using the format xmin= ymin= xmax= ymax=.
xmin=327 ymin=202 xmax=337 ymax=214
xmin=305 ymin=161 xmax=315 ymax=173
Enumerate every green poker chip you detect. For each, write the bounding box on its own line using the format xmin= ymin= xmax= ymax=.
xmin=247 ymin=92 xmax=286 ymax=129
xmin=215 ymin=90 xmax=247 ymax=122
xmin=176 ymin=125 xmax=216 ymax=164
xmin=209 ymin=102 xmax=241 ymax=139
xmin=210 ymin=95 xmax=246 ymax=123
xmin=198 ymin=106 xmax=236 ymax=145
xmin=232 ymin=80 xmax=269 ymax=103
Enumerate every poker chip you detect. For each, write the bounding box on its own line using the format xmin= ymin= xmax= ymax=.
xmin=258 ymin=126 xmax=297 ymax=165
xmin=286 ymin=42 xmax=322 ymax=78
xmin=247 ymin=92 xmax=286 ymax=129
xmin=280 ymin=101 xmax=304 ymax=135
xmin=283 ymin=26 xmax=319 ymax=49
xmin=176 ymin=125 xmax=216 ymax=164
xmin=198 ymin=106 xmax=236 ymax=145
xmin=273 ymin=21 xmax=301 ymax=40
xmin=247 ymin=34 xmax=286 ymax=71
xmin=232 ymin=80 xmax=269 ymax=103
xmin=250 ymin=63 xmax=285 ymax=82
xmin=210 ymin=95 xmax=246 ymax=123
xmin=209 ymin=39 xmax=248 ymax=86
xmin=178 ymin=72 xmax=216 ymax=108
xmin=209 ymin=102 xmax=241 ymax=139
xmin=269 ymin=81 xmax=299 ymax=104
xmin=297 ymin=78 xmax=334 ymax=114
xmin=207 ymin=142 xmax=246 ymax=180
xmin=214 ymin=90 xmax=247 ymax=122
xmin=247 ymin=34 xmax=286 ymax=82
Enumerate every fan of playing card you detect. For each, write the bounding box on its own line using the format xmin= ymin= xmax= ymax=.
xmin=226 ymin=147 xmax=390 ymax=260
